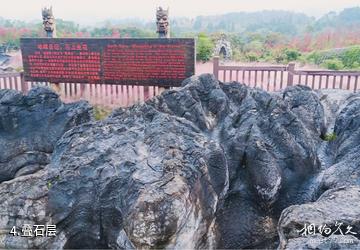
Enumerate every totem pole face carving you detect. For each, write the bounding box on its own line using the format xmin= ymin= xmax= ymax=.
xmin=156 ymin=7 xmax=169 ymax=38
xmin=42 ymin=7 xmax=56 ymax=37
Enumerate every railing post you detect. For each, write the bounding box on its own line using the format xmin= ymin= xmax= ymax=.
xmin=213 ymin=56 xmax=220 ymax=80
xmin=20 ymin=72 xmax=28 ymax=94
xmin=287 ymin=63 xmax=295 ymax=87
xmin=80 ymin=83 xmax=86 ymax=98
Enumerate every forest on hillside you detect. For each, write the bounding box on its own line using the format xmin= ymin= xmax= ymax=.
xmin=1 ymin=7 xmax=360 ymax=69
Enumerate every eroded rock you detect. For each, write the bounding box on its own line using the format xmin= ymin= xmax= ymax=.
xmin=320 ymin=93 xmax=360 ymax=190
xmin=0 ymin=75 xmax=359 ymax=249
xmin=0 ymin=87 xmax=92 ymax=249
xmin=45 ymin=75 xmax=329 ymax=249
xmin=278 ymin=186 xmax=360 ymax=249
xmin=47 ymin=105 xmax=223 ymax=249
xmin=0 ymin=87 xmax=93 ymax=183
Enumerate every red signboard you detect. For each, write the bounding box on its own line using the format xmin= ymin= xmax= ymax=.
xmin=20 ymin=38 xmax=195 ymax=87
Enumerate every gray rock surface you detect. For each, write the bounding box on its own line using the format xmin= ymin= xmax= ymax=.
xmin=0 ymin=87 xmax=92 ymax=248
xmin=285 ymin=235 xmax=360 ymax=250
xmin=277 ymin=90 xmax=360 ymax=250
xmin=0 ymin=87 xmax=93 ymax=183
xmin=47 ymin=107 xmax=223 ymax=249
xmin=278 ymin=186 xmax=360 ymax=250
xmin=320 ymin=93 xmax=360 ymax=189
xmin=0 ymin=75 xmax=359 ymax=249
xmin=0 ymin=169 xmax=59 ymax=249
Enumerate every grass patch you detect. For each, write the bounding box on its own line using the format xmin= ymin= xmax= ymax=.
xmin=46 ymin=175 xmax=61 ymax=189
xmin=93 ymin=105 xmax=112 ymax=121
xmin=322 ymin=132 xmax=337 ymax=141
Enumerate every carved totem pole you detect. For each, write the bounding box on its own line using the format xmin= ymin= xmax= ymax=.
xmin=42 ymin=7 xmax=61 ymax=92
xmin=156 ymin=7 xmax=170 ymax=38
xmin=42 ymin=7 xmax=56 ymax=38
xmin=155 ymin=7 xmax=170 ymax=93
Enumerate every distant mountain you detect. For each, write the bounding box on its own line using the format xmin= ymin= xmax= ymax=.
xmin=175 ymin=10 xmax=314 ymax=36
xmin=1 ymin=7 xmax=360 ymax=38
xmin=170 ymin=7 xmax=360 ymax=36
xmin=312 ymin=7 xmax=360 ymax=31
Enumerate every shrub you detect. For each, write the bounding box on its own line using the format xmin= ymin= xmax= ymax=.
xmin=306 ymin=49 xmax=342 ymax=65
xmin=15 ymin=67 xmax=23 ymax=72
xmin=243 ymin=40 xmax=264 ymax=54
xmin=271 ymin=48 xmax=301 ymax=63
xmin=196 ymin=33 xmax=214 ymax=62
xmin=306 ymin=46 xmax=360 ymax=70
xmin=93 ymin=105 xmax=112 ymax=121
xmin=273 ymin=50 xmax=286 ymax=63
xmin=322 ymin=59 xmax=344 ymax=70
xmin=232 ymin=48 xmax=246 ymax=62
xmin=341 ymin=46 xmax=360 ymax=68
xmin=322 ymin=132 xmax=337 ymax=141
xmin=284 ymin=48 xmax=301 ymax=62
xmin=246 ymin=52 xmax=259 ymax=62
xmin=306 ymin=51 xmax=322 ymax=64
xmin=352 ymin=62 xmax=360 ymax=70
xmin=297 ymin=55 xmax=307 ymax=67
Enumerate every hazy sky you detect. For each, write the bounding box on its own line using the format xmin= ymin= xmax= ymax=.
xmin=0 ymin=0 xmax=359 ymax=24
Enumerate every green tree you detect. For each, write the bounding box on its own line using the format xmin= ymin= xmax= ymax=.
xmin=322 ymin=59 xmax=344 ymax=70
xmin=341 ymin=46 xmax=360 ymax=68
xmin=196 ymin=32 xmax=214 ymax=62
xmin=246 ymin=52 xmax=259 ymax=62
xmin=284 ymin=48 xmax=301 ymax=62
xmin=264 ymin=32 xmax=283 ymax=47
xmin=243 ymin=40 xmax=264 ymax=54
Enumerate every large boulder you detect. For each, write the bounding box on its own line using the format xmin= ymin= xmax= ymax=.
xmin=0 ymin=87 xmax=93 ymax=249
xmin=0 ymin=169 xmax=60 ymax=249
xmin=277 ymin=90 xmax=360 ymax=250
xmin=46 ymin=105 xmax=224 ymax=249
xmin=278 ymin=186 xmax=360 ymax=249
xmin=320 ymin=93 xmax=360 ymax=190
xmin=0 ymin=75 xmax=359 ymax=249
xmin=0 ymin=87 xmax=93 ymax=183
xmin=45 ymin=75 xmax=328 ymax=249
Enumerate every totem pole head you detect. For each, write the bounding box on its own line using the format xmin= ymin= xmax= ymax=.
xmin=156 ymin=7 xmax=170 ymax=38
xmin=42 ymin=6 xmax=56 ymax=37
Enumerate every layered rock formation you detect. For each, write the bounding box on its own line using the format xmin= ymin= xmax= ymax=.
xmin=0 ymin=75 xmax=359 ymax=249
xmin=0 ymin=87 xmax=92 ymax=183
xmin=278 ymin=186 xmax=360 ymax=249
xmin=0 ymin=87 xmax=93 ymax=248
